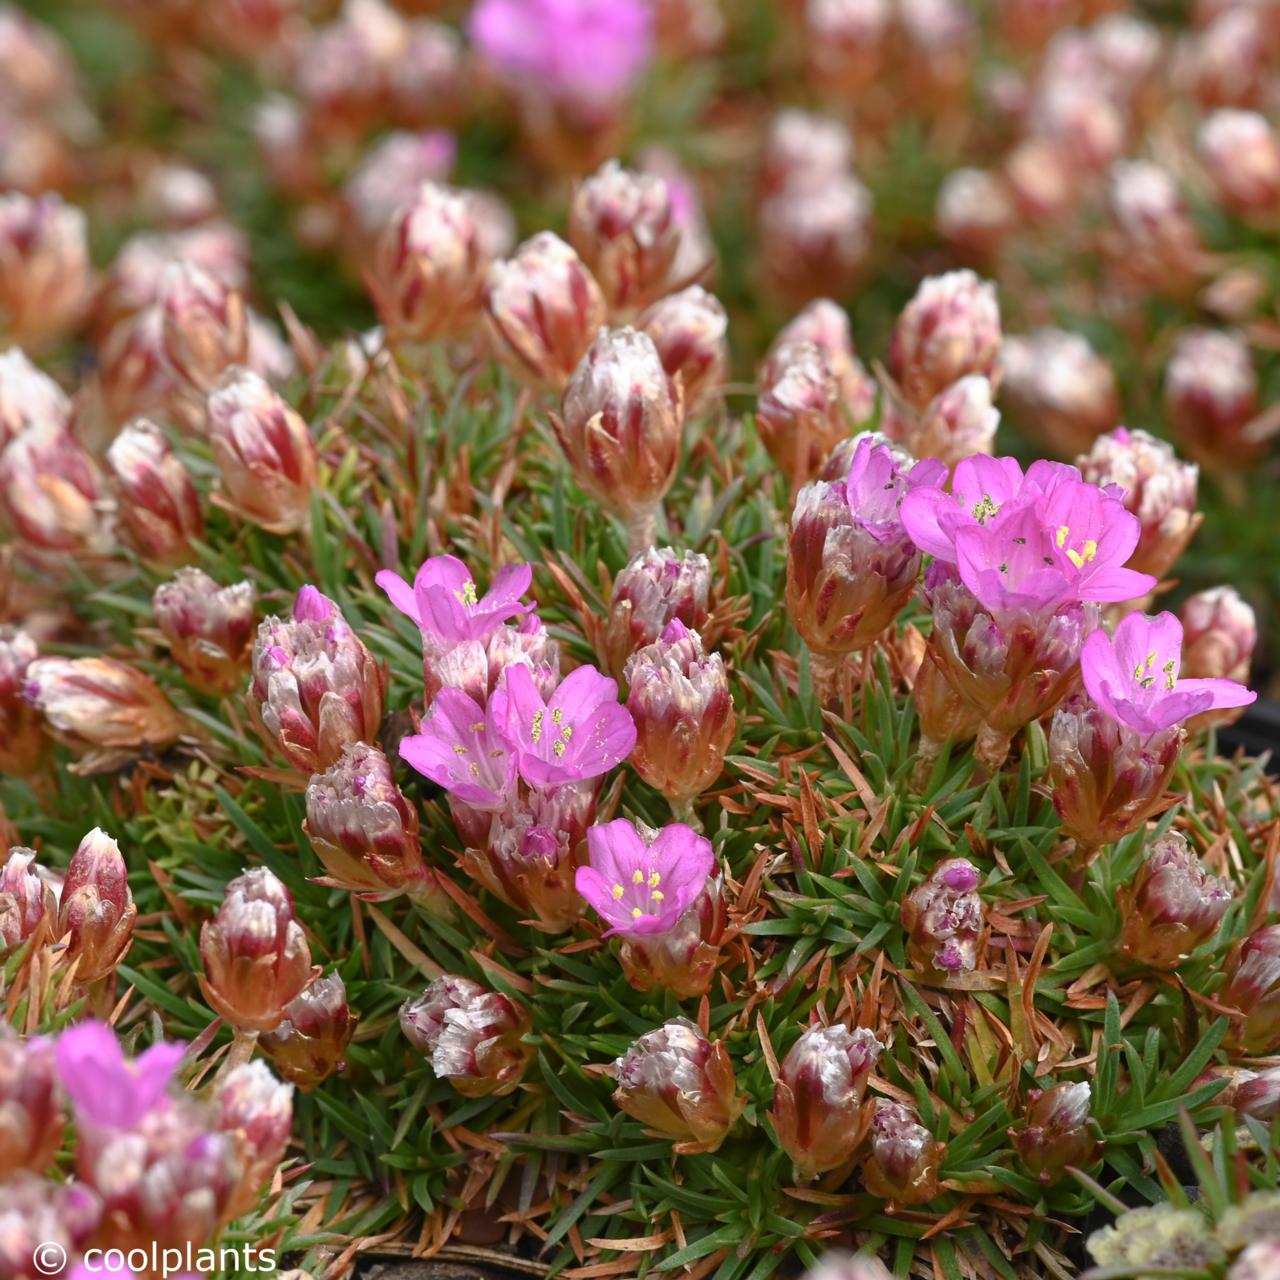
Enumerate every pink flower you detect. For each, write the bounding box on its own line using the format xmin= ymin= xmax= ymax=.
xmin=842 ymin=434 xmax=947 ymax=543
xmin=376 ymin=555 xmax=533 ymax=646
xmin=55 ymin=1021 xmax=184 ymax=1130
xmin=1082 ymin=611 xmax=1255 ymax=737
xmin=576 ymin=819 xmax=713 ymax=936
xmin=399 ymin=687 xmax=516 ymax=808
xmin=492 ymin=662 xmax=636 ymax=789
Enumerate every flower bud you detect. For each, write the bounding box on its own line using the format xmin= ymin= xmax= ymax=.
xmin=1231 ymin=1067 xmax=1280 ymax=1123
xmin=1077 ymin=428 xmax=1200 ymax=581
xmin=616 ymin=874 xmax=726 ymax=998
xmin=207 ymin=367 xmax=318 ymax=535
xmin=261 ymin=973 xmax=355 ymax=1091
xmin=1004 ymin=137 xmax=1076 ymax=223
xmin=96 ymin=305 xmax=182 ymax=428
xmin=250 ymin=586 xmax=386 ymax=774
xmin=1165 ymin=327 xmax=1259 ymax=469
xmin=568 ymin=161 xmax=682 ymax=316
xmin=370 ymin=181 xmax=489 ymax=342
xmin=901 ymin=857 xmax=983 ymax=977
xmin=1180 ymin=586 xmax=1256 ymax=684
xmin=216 ymin=1059 xmax=294 ymax=1217
xmin=999 ymin=328 xmax=1119 ymax=458
xmin=1106 ymin=160 xmax=1204 ymax=297
xmin=771 ymin=1023 xmax=883 ymax=1179
xmin=1 ymin=847 xmax=55 ymax=951
xmin=805 ymin=0 xmax=892 ymax=98
xmin=758 ymin=176 xmax=872 ymax=307
xmin=484 ymin=232 xmax=607 ymax=390
xmin=153 ymin=569 xmax=256 ymax=696
xmin=1199 ymin=109 xmax=1280 ymax=221
xmin=0 ymin=421 xmax=113 ymax=555
xmin=0 ymin=1174 xmax=99 ymax=1276
xmin=0 ymin=347 xmax=70 ymax=452
xmin=637 ymin=285 xmax=728 ymax=416
xmin=58 ymin=828 xmax=137 ymax=984
xmin=0 ymin=193 xmax=90 ymax=349
xmin=613 ymin=1017 xmax=743 ymax=1152
xmin=304 ymin=742 xmax=435 ymax=899
xmin=1011 ymin=1081 xmax=1100 ymax=1182
xmin=756 ymin=341 xmax=852 ymax=491
xmin=890 ymin=270 xmax=1001 ymax=410
xmin=0 ymin=1026 xmax=63 ymax=1180
xmin=199 ymin=866 xmax=314 ymax=1033
xmin=1118 ymin=832 xmax=1232 ymax=970
xmin=625 ymin=620 xmax=734 ymax=811
xmin=604 ymin=546 xmax=712 ymax=677
xmin=760 ymin=109 xmax=854 ymax=197
xmin=767 ymin=301 xmax=876 ymax=426
xmin=400 ymin=974 xmax=532 ymax=1097
xmin=106 ymin=419 xmax=204 ymax=564
xmin=0 ymin=627 xmax=42 ymax=774
xmin=1231 ymin=1240 xmax=1280 ymax=1280
xmin=800 ymin=1254 xmax=892 ymax=1280
xmin=24 ymin=656 xmax=186 ymax=774
xmin=1223 ymin=925 xmax=1280 ymax=1054
xmin=555 ymin=326 xmax=684 ymax=546
xmin=861 ymin=1100 xmax=942 ymax=1205
xmin=910 ymin=374 xmax=999 ymax=467
xmin=936 ymin=168 xmax=1016 ymax=256
xmin=158 ymin=261 xmax=249 ymax=393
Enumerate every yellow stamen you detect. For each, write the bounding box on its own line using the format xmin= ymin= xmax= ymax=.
xmin=647 ymin=871 xmax=661 ymax=887
xmin=632 ymin=869 xmax=645 ymax=883
xmin=611 ymin=883 xmax=624 ymax=900
xmin=530 ymin=709 xmax=544 ymax=742
xmin=631 ymin=907 xmax=643 ymax=919
xmin=651 ymin=890 xmax=664 ymax=903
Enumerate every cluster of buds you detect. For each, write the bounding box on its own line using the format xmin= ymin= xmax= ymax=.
xmin=105 ymin=420 xmax=204 ymax=565
xmin=400 ymin=973 xmax=532 ymax=1097
xmin=1 ymin=846 xmax=56 ymax=951
xmin=0 ymin=626 xmax=42 ymax=774
xmin=153 ymin=569 xmax=257 ymax=696
xmin=860 ymin=1101 xmax=943 ymax=1206
xmin=604 ymin=546 xmax=712 ymax=678
xmin=1164 ymin=328 xmax=1259 ymax=470
xmin=612 ymin=1018 xmax=743 ymax=1153
xmin=625 ymin=620 xmax=734 ymax=814
xmin=260 ymin=972 xmax=355 ymax=1091
xmin=1011 ymin=1081 xmax=1100 ymax=1183
xmin=24 ymin=656 xmax=187 ymax=775
xmin=249 ymin=585 xmax=386 ymax=774
xmin=207 ymin=367 xmax=318 ymax=535
xmin=901 ymin=858 xmax=984 ymax=978
xmin=0 ymin=192 xmax=91 ymax=350
xmin=554 ymin=326 xmax=685 ymax=553
xmin=637 ymin=286 xmax=729 ymax=417
xmin=1222 ymin=925 xmax=1280 ymax=1054
xmin=57 ymin=829 xmax=137 ymax=986
xmin=1117 ymin=832 xmax=1233 ymax=971
xmin=771 ymin=1023 xmax=883 ymax=1179
xmin=198 ymin=866 xmax=315 ymax=1033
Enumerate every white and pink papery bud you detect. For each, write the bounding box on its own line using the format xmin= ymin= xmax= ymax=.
xmin=805 ymin=0 xmax=892 ymax=98
xmin=0 ymin=627 xmax=43 ymax=775
xmin=1199 ymin=109 xmax=1280 ymax=221
xmin=0 ymin=192 xmax=90 ymax=349
xmin=861 ymin=1100 xmax=942 ymax=1205
xmin=1165 ymin=327 xmax=1259 ymax=468
xmin=106 ymin=419 xmax=204 ymax=564
xmin=756 ymin=341 xmax=854 ymax=493
xmin=0 ymin=1025 xmax=63 ymax=1180
xmin=605 ymin=546 xmax=713 ymax=676
xmin=58 ymin=828 xmax=137 ymax=985
xmin=158 ymin=261 xmax=249 ymax=393
xmin=1106 ymin=160 xmax=1204 ymax=296
xmin=936 ymin=168 xmax=1016 ymax=256
xmin=0 ymin=846 xmax=56 ymax=951
xmin=911 ymin=375 xmax=999 ymax=467
xmin=901 ymin=857 xmax=984 ymax=977
xmin=260 ymin=972 xmax=355 ymax=1090
xmin=760 ymin=109 xmax=854 ymax=196
xmin=1180 ymin=586 xmax=1256 ymax=686
xmin=758 ymin=176 xmax=872 ymax=307
xmin=153 ymin=568 xmax=256 ymax=696
xmin=0 ymin=347 xmax=70 ymax=451
xmin=216 ymin=1059 xmax=294 ymax=1217
xmin=637 ymin=286 xmax=729 ymax=417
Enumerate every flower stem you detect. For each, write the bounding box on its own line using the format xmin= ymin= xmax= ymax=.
xmin=973 ymin=722 xmax=1013 ymax=774
xmin=810 ymin=651 xmax=845 ymax=709
xmin=624 ymin=504 xmax=659 ymax=557
xmin=219 ymin=1027 xmax=259 ymax=1080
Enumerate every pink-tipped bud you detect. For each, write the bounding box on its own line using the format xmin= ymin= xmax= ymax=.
xmin=637 ymin=285 xmax=729 ymax=417
xmin=153 ymin=568 xmax=256 ymax=696
xmin=800 ymin=1255 xmax=892 ymax=1280
xmin=1004 ymin=137 xmax=1076 ymax=223
xmin=371 ymin=181 xmax=489 ymax=342
xmin=555 ymin=326 xmax=684 ymax=539
xmin=805 ymin=0 xmax=892 ymax=98
xmin=1106 ymin=160 xmax=1204 ymax=296
xmin=1231 ymin=1240 xmax=1280 ymax=1280
xmin=24 ymin=656 xmax=186 ymax=774
xmin=304 ymin=742 xmax=433 ymax=899
xmin=0 ymin=627 xmax=42 ymax=775
xmin=1077 ymin=428 xmax=1200 ymax=581
xmin=761 ymin=109 xmax=854 ymax=196
xmin=216 ymin=1059 xmax=294 ymax=1217
xmin=1118 ymin=831 xmax=1232 ymax=970
xmin=1 ymin=847 xmax=55 ymax=951
xmin=758 ymin=176 xmax=872 ymax=308
xmin=568 ymin=160 xmax=682 ymax=316
xmin=261 ymin=972 xmax=355 ymax=1091
xmin=1011 ymin=1081 xmax=1099 ymax=1182
xmin=901 ymin=857 xmax=983 ymax=977
xmin=1179 ymin=8 xmax=1268 ymax=112
xmin=58 ymin=828 xmax=137 ymax=984
xmin=207 ymin=367 xmax=318 ymax=535
xmin=1199 ymin=109 xmax=1280 ymax=221
xmin=96 ymin=306 xmax=182 ymax=428
xmin=158 ymin=261 xmax=249 ymax=393
xmin=613 ymin=1017 xmax=743 ymax=1153
xmin=0 ymin=193 xmax=90 ymax=349
xmin=605 ymin=546 xmax=713 ymax=677
xmin=484 ymin=232 xmax=607 ymax=391
xmin=1000 ymin=328 xmax=1119 ymax=458
xmin=106 ymin=419 xmax=204 ymax=564
xmin=400 ymin=974 xmax=532 ymax=1097
xmin=0 ymin=421 xmax=113 ymax=555
xmin=1233 ymin=1068 xmax=1280 ymax=1123
xmin=936 ymin=168 xmax=1017 ymax=257
xmin=199 ymin=867 xmax=313 ymax=1034
xmin=912 ymin=375 xmax=999 ymax=467
xmin=1224 ymin=924 xmax=1280 ymax=1054
xmin=861 ymin=1100 xmax=942 ymax=1205
xmin=890 ymin=270 xmax=1001 ymax=410
xmin=0 ymin=8 xmax=77 ymax=114
xmin=756 ymin=341 xmax=853 ymax=491
xmin=772 ymin=1023 xmax=883 ymax=1179
xmin=1180 ymin=586 xmax=1256 ymax=685
xmin=1165 ymin=328 xmax=1259 ymax=469
xmin=0 ymin=347 xmax=70 ymax=452
xmin=766 ymin=301 xmax=876 ymax=428
xmin=625 ymin=620 xmax=735 ymax=810
xmin=249 ymin=586 xmax=386 ymax=774
xmin=0 ymin=1027 xmax=63 ymax=1180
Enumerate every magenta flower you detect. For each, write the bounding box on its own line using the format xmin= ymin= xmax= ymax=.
xmin=1082 ymin=611 xmax=1256 ymax=737
xmin=376 ymin=555 xmax=533 ymax=646
xmin=843 ymin=435 xmax=947 ymax=543
xmin=55 ymin=1020 xmax=184 ymax=1129
xmin=576 ymin=819 xmax=714 ymax=936
xmin=400 ymin=687 xmax=517 ymax=807
xmin=493 ymin=662 xmax=636 ymax=789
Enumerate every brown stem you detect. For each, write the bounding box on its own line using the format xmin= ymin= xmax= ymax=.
xmin=911 ymin=735 xmax=945 ymax=791
xmin=810 ymin=651 xmax=846 ymax=710
xmin=973 ymin=722 xmax=1013 ymax=774
xmin=217 ymin=1027 xmax=260 ymax=1081
xmin=670 ymin=796 xmax=701 ymax=830
xmin=624 ymin=504 xmax=659 ymax=557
